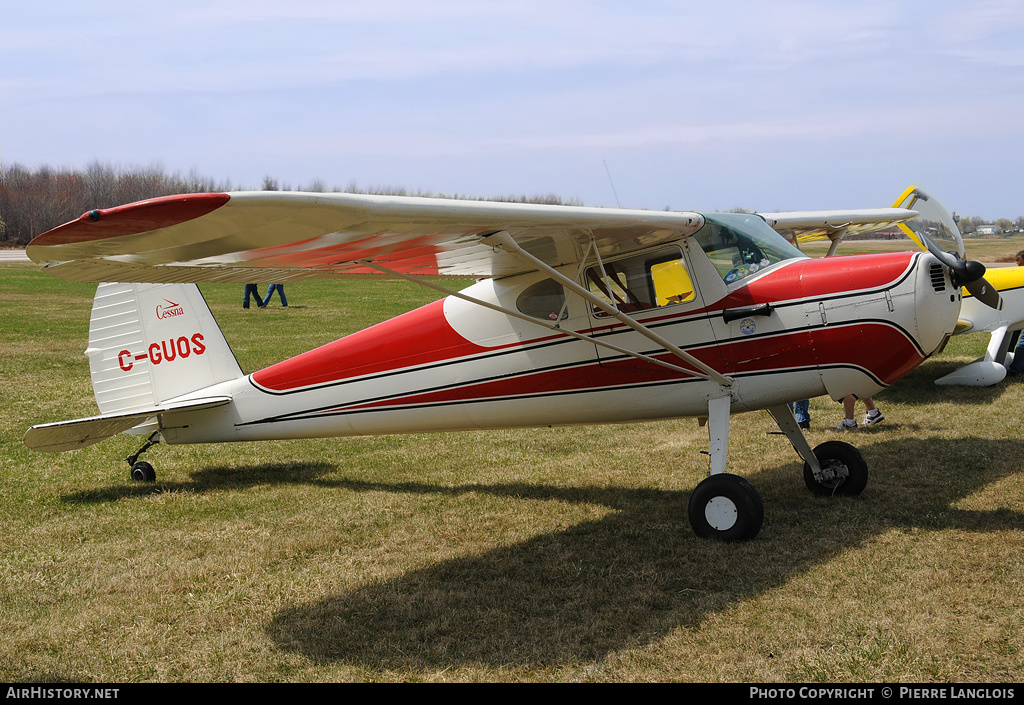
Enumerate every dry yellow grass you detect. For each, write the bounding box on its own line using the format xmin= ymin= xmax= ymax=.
xmin=801 ymin=235 xmax=1024 ymax=263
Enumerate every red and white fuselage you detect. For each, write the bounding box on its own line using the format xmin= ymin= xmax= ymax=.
xmin=159 ymin=249 xmax=957 ymax=445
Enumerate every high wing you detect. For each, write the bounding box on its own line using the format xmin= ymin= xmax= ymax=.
xmin=27 ymin=192 xmax=704 ymax=282
xmin=759 ymin=207 xmax=918 ymax=255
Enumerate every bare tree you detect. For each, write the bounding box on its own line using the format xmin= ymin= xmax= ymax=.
xmin=0 ymin=162 xmax=231 ymax=245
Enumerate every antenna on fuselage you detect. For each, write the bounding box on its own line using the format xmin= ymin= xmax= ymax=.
xmin=603 ymin=159 xmax=622 ymax=208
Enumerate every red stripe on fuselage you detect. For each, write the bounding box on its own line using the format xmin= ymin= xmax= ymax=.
xmin=251 ymin=299 xmax=496 ymax=391
xmin=307 ymin=321 xmax=920 ymax=414
xmin=716 ymin=323 xmax=922 ymax=384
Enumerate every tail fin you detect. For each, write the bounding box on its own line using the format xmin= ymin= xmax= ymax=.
xmin=87 ymin=282 xmax=243 ymax=414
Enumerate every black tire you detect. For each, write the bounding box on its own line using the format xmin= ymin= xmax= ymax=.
xmin=803 ymin=440 xmax=867 ymax=496
xmin=688 ymin=473 xmax=764 ymax=541
xmin=130 ymin=461 xmax=156 ymax=483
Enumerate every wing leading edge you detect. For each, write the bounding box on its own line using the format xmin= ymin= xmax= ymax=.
xmin=759 ymin=208 xmax=919 ymax=247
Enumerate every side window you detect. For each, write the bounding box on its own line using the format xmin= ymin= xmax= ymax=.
xmin=586 ymin=249 xmax=692 ymax=317
xmin=516 ymin=279 xmax=567 ymax=321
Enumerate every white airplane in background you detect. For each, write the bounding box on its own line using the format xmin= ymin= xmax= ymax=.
xmin=930 ymin=267 xmax=1024 ymax=386
xmin=765 ymin=186 xmax=1024 ymax=387
xmin=22 ymin=185 xmax=1000 ymax=541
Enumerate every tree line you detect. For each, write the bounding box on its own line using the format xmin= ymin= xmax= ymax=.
xmin=0 ymin=162 xmax=1018 ymax=246
xmin=0 ymin=162 xmax=233 ymax=246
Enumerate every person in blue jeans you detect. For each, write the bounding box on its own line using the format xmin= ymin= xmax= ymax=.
xmin=771 ymin=399 xmax=810 ymax=434
xmin=791 ymin=399 xmax=810 ymax=430
xmin=264 ymin=284 xmax=288 ymax=307
xmin=243 ymin=284 xmax=265 ymax=309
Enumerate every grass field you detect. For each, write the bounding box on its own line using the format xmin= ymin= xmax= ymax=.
xmin=801 ymin=236 xmax=1024 ymax=263
xmin=1 ymin=260 xmax=1022 ymax=683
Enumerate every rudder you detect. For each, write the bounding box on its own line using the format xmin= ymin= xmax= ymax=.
xmin=87 ymin=283 xmax=243 ymax=414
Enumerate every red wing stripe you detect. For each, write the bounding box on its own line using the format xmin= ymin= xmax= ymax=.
xmin=29 ymin=194 xmax=231 ymax=245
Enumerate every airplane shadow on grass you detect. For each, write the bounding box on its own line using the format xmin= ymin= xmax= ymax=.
xmin=61 ymin=461 xmax=337 ymax=503
xmin=264 ymin=436 xmax=1024 ymax=670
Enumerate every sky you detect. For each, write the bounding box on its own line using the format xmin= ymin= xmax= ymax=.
xmin=4 ymin=0 xmax=1023 ymax=218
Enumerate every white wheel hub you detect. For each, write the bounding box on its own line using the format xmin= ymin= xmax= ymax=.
xmin=704 ymin=496 xmax=738 ymax=530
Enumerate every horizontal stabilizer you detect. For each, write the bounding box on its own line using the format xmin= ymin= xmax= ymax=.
xmin=24 ymin=397 xmax=231 ymax=453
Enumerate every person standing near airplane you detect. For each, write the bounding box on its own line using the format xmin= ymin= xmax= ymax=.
xmin=834 ymin=395 xmax=884 ymax=431
xmin=264 ymin=283 xmax=288 ymax=307
xmin=243 ymin=283 xmax=266 ymax=309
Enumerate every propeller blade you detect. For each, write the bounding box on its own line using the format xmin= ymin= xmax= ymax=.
xmin=893 ymin=185 xmax=1003 ymax=310
xmin=892 ymin=185 xmax=965 ymax=259
xmin=916 ymin=227 xmax=961 ymax=270
xmin=964 ymin=277 xmax=1003 ymax=311
xmin=919 ymin=232 xmax=1003 ymax=309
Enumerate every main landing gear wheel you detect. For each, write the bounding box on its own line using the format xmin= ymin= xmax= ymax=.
xmin=688 ymin=473 xmax=764 ymax=541
xmin=803 ymin=440 xmax=868 ymax=496
xmin=130 ymin=461 xmax=156 ymax=483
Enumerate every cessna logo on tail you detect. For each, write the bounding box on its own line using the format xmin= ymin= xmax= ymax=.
xmin=117 ymin=334 xmax=207 ymax=371
xmin=156 ymin=299 xmax=184 ymax=319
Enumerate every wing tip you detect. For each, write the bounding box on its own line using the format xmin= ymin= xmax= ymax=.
xmin=28 ymin=193 xmax=232 ymax=250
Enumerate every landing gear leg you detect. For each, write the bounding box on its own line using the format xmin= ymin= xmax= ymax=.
xmin=689 ymin=392 xmax=764 ymax=541
xmin=766 ymin=404 xmax=868 ymax=496
xmin=767 ymin=403 xmax=819 ymax=472
xmin=125 ymin=432 xmax=161 ymax=483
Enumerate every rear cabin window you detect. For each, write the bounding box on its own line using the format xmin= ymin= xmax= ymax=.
xmin=585 ymin=249 xmax=694 ymax=317
xmin=516 ymin=278 xmax=567 ymax=321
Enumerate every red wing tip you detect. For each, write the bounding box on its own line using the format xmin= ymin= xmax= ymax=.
xmin=29 ymin=193 xmax=231 ymax=247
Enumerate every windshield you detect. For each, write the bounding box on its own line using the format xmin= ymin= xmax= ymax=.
xmin=693 ymin=212 xmax=807 ymax=284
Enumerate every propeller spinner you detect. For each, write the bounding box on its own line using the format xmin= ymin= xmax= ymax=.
xmin=893 ymin=186 xmax=1002 ymax=311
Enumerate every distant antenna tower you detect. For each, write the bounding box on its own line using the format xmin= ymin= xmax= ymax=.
xmin=603 ymin=160 xmax=621 ymax=208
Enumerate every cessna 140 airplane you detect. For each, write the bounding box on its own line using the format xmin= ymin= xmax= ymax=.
xmin=23 ymin=185 xmax=1001 ymax=541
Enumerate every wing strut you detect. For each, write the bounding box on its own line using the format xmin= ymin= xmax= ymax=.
xmin=825 ymin=226 xmax=849 ymax=257
xmin=356 ymin=261 xmax=701 ymax=378
xmin=480 ymin=231 xmax=734 ymax=387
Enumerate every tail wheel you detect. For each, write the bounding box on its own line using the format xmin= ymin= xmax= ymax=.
xmin=688 ymin=473 xmax=763 ymax=541
xmin=130 ymin=461 xmax=156 ymax=483
xmin=803 ymin=440 xmax=867 ymax=496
